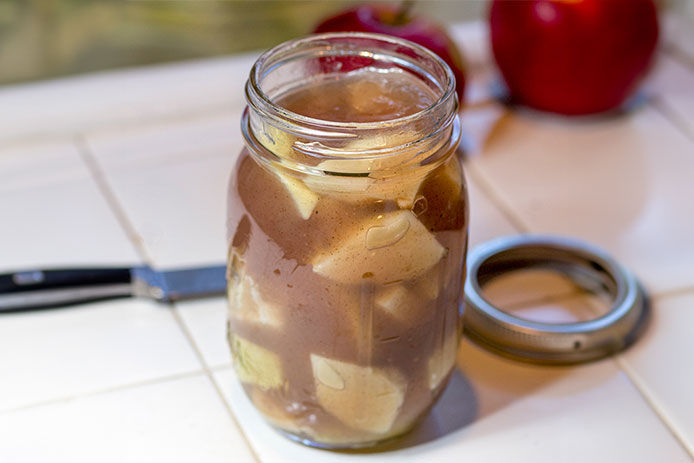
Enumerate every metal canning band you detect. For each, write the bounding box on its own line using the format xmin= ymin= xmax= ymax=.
xmin=463 ymin=234 xmax=648 ymax=365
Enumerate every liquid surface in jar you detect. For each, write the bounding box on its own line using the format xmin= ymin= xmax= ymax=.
xmin=278 ymin=67 xmax=438 ymax=122
xmin=227 ymin=67 xmax=467 ymax=447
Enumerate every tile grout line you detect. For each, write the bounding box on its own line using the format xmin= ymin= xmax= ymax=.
xmin=615 ymin=356 xmax=694 ymax=459
xmin=77 ymin=133 xmax=260 ymax=461
xmin=663 ymin=42 xmax=694 ymax=72
xmin=581 ymin=277 xmax=694 ymax=458
xmin=73 ymin=134 xmax=153 ymax=265
xmin=648 ymin=96 xmax=694 ymax=144
xmin=463 ymin=159 xmax=532 ymax=234
xmin=0 ymin=369 xmax=206 ymax=416
xmin=206 ymin=371 xmax=263 ymax=463
xmin=170 ymin=307 xmax=262 ymax=463
xmin=649 ymin=284 xmax=694 ymax=301
xmin=466 ymin=154 xmax=694 ymax=457
xmin=0 ymin=103 xmax=238 ymax=152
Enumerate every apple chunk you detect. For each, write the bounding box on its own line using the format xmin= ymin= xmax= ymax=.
xmin=414 ymin=266 xmax=442 ymax=300
xmin=230 ymin=334 xmax=284 ymax=390
xmin=312 ymin=210 xmax=445 ymax=284
xmin=310 ymin=354 xmax=405 ymax=434
xmin=427 ymin=333 xmax=458 ymax=390
xmin=227 ymin=249 xmax=283 ymax=327
xmin=274 ymin=170 xmax=318 ymax=220
xmin=303 ymin=158 xmax=423 ymax=206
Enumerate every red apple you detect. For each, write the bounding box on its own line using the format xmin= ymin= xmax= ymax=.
xmin=490 ymin=0 xmax=658 ymax=115
xmin=314 ymin=3 xmax=466 ymax=105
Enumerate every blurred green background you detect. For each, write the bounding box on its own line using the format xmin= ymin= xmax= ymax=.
xmin=0 ymin=0 xmax=485 ymax=85
xmin=0 ymin=0 xmax=690 ymax=86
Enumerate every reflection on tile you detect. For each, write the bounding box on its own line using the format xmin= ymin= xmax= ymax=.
xmin=0 ymin=299 xmax=200 ymax=411
xmin=94 ymin=154 xmax=236 ymax=268
xmin=621 ymin=292 xmax=694 ymax=455
xmin=214 ymin=340 xmax=689 ymax=462
xmin=0 ymin=374 xmax=256 ymax=463
xmin=0 ymin=141 xmax=140 ymax=270
xmin=175 ymin=296 xmax=231 ymax=369
xmin=469 ymin=107 xmax=694 ymax=295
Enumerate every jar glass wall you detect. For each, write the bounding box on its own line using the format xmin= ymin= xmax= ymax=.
xmin=226 ymin=33 xmax=468 ymax=449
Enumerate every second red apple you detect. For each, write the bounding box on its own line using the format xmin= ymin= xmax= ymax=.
xmin=314 ymin=3 xmax=466 ymax=106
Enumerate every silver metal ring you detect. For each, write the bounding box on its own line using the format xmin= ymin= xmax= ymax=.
xmin=463 ymin=235 xmax=648 ymax=364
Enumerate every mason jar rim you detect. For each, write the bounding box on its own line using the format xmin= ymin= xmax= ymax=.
xmin=245 ymin=31 xmax=458 ymax=131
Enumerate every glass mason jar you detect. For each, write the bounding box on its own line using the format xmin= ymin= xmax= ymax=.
xmin=226 ymin=33 xmax=468 ymax=449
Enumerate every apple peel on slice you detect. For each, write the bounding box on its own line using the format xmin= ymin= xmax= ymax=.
xmin=312 ymin=210 xmax=445 ymax=284
xmin=310 ymin=354 xmax=406 ymax=434
xmin=230 ymin=334 xmax=284 ymax=390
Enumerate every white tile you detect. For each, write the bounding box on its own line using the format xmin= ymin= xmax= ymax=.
xmin=0 ymin=52 xmax=258 ymax=145
xmin=662 ymin=14 xmax=694 ymax=64
xmin=0 ymin=374 xmax=256 ymax=463
xmin=621 ymin=292 xmax=694 ymax=455
xmin=93 ymin=154 xmax=236 ymax=269
xmin=175 ymin=296 xmax=231 ymax=369
xmin=0 ymin=140 xmax=84 ymax=192
xmin=449 ymin=20 xmax=491 ymax=71
xmin=0 ymin=299 xmax=201 ymax=411
xmin=214 ymin=341 xmax=689 ymax=463
xmin=466 ymin=174 xmax=517 ymax=248
xmin=500 ymin=293 xmax=602 ymax=324
xmin=0 ymin=141 xmax=140 ymax=270
xmin=469 ymin=106 xmax=694 ymax=295
xmin=481 ymin=269 xmax=580 ymax=310
xmin=646 ymin=54 xmax=694 ymax=139
xmin=460 ymin=101 xmax=508 ymax=156
xmin=85 ymin=111 xmax=244 ymax=170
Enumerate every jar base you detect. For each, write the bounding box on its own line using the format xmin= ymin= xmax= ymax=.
xmin=274 ymin=423 xmax=418 ymax=451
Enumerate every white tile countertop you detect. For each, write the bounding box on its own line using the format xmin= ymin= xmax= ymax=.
xmin=1 ymin=20 xmax=693 ymax=463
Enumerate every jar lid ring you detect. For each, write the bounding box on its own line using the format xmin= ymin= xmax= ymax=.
xmin=463 ymin=234 xmax=649 ymax=364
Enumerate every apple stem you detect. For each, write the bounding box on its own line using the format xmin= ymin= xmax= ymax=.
xmin=394 ymin=0 xmax=414 ymax=25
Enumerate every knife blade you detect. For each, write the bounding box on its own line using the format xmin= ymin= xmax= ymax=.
xmin=0 ymin=265 xmax=227 ymax=312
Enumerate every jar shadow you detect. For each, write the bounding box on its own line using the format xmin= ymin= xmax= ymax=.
xmin=345 ymin=336 xmax=576 ymax=454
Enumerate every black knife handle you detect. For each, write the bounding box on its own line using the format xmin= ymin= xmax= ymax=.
xmin=0 ymin=268 xmax=133 ymax=312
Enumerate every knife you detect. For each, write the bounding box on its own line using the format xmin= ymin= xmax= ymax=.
xmin=0 ymin=265 xmax=227 ymax=312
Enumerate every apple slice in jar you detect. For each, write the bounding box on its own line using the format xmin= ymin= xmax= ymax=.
xmin=375 ymin=285 xmax=411 ymax=317
xmin=312 ymin=210 xmax=445 ymax=284
xmin=427 ymin=333 xmax=459 ymax=391
xmin=227 ymin=272 xmax=283 ymax=328
xmin=304 ymin=157 xmax=427 ymax=207
xmin=227 ymin=248 xmax=283 ymax=327
xmin=272 ymin=169 xmax=319 ymax=220
xmin=230 ymin=334 xmax=284 ymax=390
xmin=310 ymin=354 xmax=406 ymax=434
xmin=413 ymin=265 xmax=442 ymax=300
